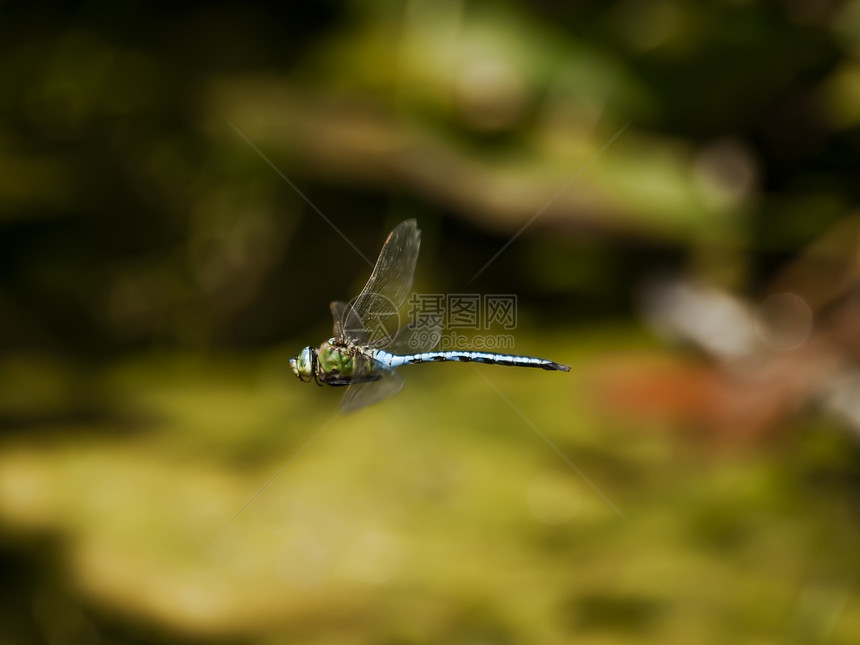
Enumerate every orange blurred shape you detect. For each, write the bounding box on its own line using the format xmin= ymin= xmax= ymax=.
xmin=587 ymin=348 xmax=836 ymax=445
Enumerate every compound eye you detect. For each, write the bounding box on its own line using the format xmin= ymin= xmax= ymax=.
xmin=290 ymin=347 xmax=315 ymax=382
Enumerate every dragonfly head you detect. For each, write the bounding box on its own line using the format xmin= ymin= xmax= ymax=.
xmin=290 ymin=347 xmax=316 ymax=382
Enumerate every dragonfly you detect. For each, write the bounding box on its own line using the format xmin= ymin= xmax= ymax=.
xmin=290 ymin=219 xmax=570 ymax=412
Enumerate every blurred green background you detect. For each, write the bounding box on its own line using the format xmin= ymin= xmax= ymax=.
xmin=2 ymin=1 xmax=860 ymax=643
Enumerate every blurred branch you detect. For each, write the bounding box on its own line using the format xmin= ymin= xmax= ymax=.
xmin=210 ymin=79 xmax=740 ymax=242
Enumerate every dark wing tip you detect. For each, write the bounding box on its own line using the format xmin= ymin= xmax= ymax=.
xmin=555 ymin=362 xmax=571 ymax=372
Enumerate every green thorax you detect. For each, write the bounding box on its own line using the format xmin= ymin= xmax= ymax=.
xmin=317 ymin=340 xmax=357 ymax=378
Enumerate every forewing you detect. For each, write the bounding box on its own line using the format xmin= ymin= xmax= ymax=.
xmin=342 ymin=220 xmax=421 ymax=345
xmin=340 ymin=355 xmax=405 ymax=413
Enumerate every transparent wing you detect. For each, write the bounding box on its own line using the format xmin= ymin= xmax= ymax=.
xmin=341 ymin=220 xmax=421 ymax=346
xmin=330 ymin=300 xmax=369 ymax=344
xmin=384 ymin=315 xmax=443 ymax=354
xmin=340 ymin=355 xmax=405 ymax=413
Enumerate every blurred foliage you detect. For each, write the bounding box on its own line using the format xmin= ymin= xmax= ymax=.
xmin=2 ymin=0 xmax=860 ymax=643
xmin=4 ymin=0 xmax=857 ymax=354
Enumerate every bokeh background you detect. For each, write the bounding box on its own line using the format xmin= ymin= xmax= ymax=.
xmin=3 ymin=1 xmax=860 ymax=643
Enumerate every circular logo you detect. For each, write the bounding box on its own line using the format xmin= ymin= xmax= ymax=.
xmin=343 ymin=293 xmax=400 ymax=347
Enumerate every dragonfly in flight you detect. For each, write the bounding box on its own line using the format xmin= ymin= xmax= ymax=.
xmin=290 ymin=220 xmax=570 ymax=411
